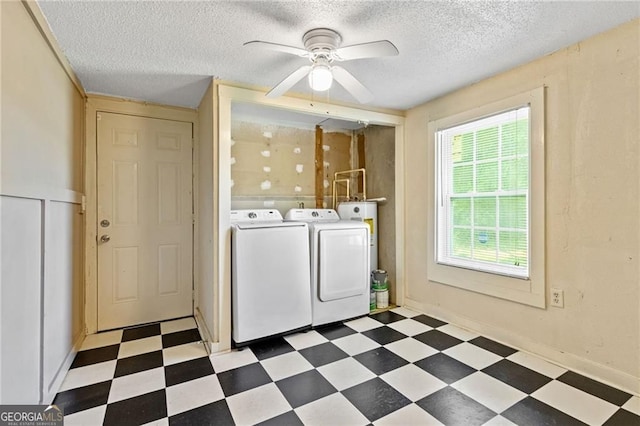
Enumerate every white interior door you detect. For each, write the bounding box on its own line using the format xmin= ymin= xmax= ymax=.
xmin=97 ymin=112 xmax=193 ymax=331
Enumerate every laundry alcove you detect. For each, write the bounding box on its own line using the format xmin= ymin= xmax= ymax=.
xmin=196 ymin=84 xmax=405 ymax=353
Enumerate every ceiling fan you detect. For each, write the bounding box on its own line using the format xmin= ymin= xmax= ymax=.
xmin=244 ymin=28 xmax=399 ymax=104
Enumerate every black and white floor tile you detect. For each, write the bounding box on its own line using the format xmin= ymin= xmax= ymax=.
xmin=53 ymin=309 xmax=640 ymax=425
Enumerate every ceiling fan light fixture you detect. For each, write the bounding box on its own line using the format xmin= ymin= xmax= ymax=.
xmin=250 ymin=27 xmax=396 ymax=102
xmin=308 ymin=63 xmax=333 ymax=92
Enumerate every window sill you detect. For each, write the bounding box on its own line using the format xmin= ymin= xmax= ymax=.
xmin=428 ymin=261 xmax=545 ymax=308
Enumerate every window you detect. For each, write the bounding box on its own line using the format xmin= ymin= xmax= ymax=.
xmin=426 ymin=88 xmax=545 ymax=307
xmin=437 ymin=107 xmax=530 ymax=278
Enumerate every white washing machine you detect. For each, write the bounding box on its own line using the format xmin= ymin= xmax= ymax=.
xmin=285 ymin=209 xmax=370 ymax=326
xmin=230 ymin=209 xmax=311 ymax=346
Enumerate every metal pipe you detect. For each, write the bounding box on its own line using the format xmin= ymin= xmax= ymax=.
xmin=332 ymin=168 xmax=367 ymax=207
xmin=332 ymin=178 xmax=350 ymax=209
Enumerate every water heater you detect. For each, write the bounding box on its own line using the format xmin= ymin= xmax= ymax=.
xmin=337 ymin=201 xmax=378 ymax=271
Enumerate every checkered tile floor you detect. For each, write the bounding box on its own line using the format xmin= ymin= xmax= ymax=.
xmin=54 ymin=309 xmax=640 ymax=425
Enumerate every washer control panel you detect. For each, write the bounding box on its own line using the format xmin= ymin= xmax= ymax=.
xmin=230 ymin=209 xmax=283 ymax=223
xmin=285 ymin=209 xmax=340 ymax=222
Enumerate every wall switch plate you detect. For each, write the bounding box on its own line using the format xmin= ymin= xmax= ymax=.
xmin=551 ymin=288 xmax=564 ymax=308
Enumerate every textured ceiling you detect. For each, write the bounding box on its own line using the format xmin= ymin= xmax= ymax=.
xmin=37 ymin=1 xmax=639 ymax=110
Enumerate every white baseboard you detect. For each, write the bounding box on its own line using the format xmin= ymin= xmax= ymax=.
xmin=404 ymin=298 xmax=640 ymax=396
xmin=42 ymin=332 xmax=85 ymax=405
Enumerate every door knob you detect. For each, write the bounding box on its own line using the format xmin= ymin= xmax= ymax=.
xmin=100 ymin=219 xmax=110 ymax=228
xmin=100 ymin=235 xmax=111 ymax=243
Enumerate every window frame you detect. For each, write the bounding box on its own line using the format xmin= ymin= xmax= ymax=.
xmin=436 ymin=107 xmax=531 ymax=279
xmin=426 ymin=88 xmax=546 ymax=308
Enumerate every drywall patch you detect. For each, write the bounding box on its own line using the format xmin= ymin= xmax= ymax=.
xmin=231 ymin=122 xmax=350 ymax=198
xmin=260 ymin=180 xmax=271 ymax=190
xmin=323 ymin=145 xmax=330 ymax=151
xmin=324 ymin=179 xmax=330 ymax=189
xmin=263 ymin=131 xmax=272 ymax=139
xmin=230 ymin=179 xmax=234 ymax=188
xmin=230 ymin=157 xmax=236 ymax=165
xmin=294 ymin=185 xmax=302 ymax=192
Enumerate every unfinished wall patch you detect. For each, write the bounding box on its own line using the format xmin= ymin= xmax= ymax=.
xmin=323 ymin=132 xmax=352 ymax=200
xmin=231 ymin=121 xmax=350 ymax=202
xmin=230 ymin=157 xmax=236 ymax=165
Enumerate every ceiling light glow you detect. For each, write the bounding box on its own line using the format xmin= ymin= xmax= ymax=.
xmin=308 ymin=63 xmax=333 ymax=91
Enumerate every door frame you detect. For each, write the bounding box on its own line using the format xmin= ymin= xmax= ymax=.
xmin=84 ymin=95 xmax=199 ymax=334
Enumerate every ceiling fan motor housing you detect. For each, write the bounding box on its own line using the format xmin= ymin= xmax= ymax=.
xmin=303 ymin=28 xmax=342 ymax=57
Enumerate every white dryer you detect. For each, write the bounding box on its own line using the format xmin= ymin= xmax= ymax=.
xmin=230 ymin=209 xmax=311 ymax=346
xmin=285 ymin=209 xmax=370 ymax=326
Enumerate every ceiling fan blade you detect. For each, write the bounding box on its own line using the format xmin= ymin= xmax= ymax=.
xmin=243 ymin=40 xmax=309 ymax=57
xmin=331 ymin=66 xmax=374 ymax=104
xmin=266 ymin=65 xmax=312 ymax=98
xmin=334 ymin=40 xmax=399 ymax=61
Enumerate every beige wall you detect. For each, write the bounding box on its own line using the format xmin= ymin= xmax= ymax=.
xmin=197 ymin=81 xmax=216 ymax=345
xmin=363 ymin=126 xmax=397 ymax=300
xmin=404 ymin=19 xmax=640 ymax=393
xmin=1 ymin=1 xmax=85 ymax=403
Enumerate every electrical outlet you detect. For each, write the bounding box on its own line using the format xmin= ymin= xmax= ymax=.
xmin=551 ymin=288 xmax=564 ymax=308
